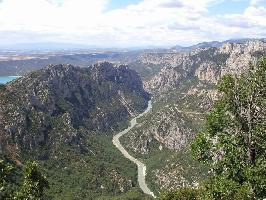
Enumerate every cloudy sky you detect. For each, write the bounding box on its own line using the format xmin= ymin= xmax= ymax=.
xmin=0 ymin=0 xmax=265 ymax=47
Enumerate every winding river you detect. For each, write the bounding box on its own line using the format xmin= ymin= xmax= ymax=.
xmin=112 ymin=100 xmax=155 ymax=198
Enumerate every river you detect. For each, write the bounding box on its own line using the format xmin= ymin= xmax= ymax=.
xmin=112 ymin=100 xmax=155 ymax=198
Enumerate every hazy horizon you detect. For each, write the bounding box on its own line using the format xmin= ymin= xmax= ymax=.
xmin=0 ymin=37 xmax=265 ymax=51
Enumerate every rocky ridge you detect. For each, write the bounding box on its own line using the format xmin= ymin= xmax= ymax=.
xmin=0 ymin=62 xmax=150 ymax=155
xmin=133 ymin=40 xmax=266 ymax=151
xmin=145 ymin=40 xmax=266 ymax=96
xmin=0 ymin=62 xmax=151 ymax=199
xmin=120 ymin=40 xmax=266 ymax=193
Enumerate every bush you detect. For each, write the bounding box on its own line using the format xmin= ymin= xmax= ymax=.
xmin=159 ymin=188 xmax=201 ymax=200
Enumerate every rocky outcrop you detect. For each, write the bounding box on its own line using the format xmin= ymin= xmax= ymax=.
xmin=125 ymin=40 xmax=266 ymax=153
xmin=121 ymin=40 xmax=266 ymax=193
xmin=220 ymin=40 xmax=266 ymax=76
xmin=144 ymin=40 xmax=266 ymax=97
xmin=195 ymin=61 xmax=220 ymax=83
xmin=0 ymin=62 xmax=150 ymax=155
xmin=144 ymin=66 xmax=184 ymax=94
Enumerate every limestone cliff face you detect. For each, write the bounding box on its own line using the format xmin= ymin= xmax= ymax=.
xmin=119 ymin=40 xmax=266 ymax=192
xmin=195 ymin=61 xmax=220 ymax=83
xmin=220 ymin=40 xmax=266 ymax=76
xmin=145 ymin=40 xmax=266 ymax=97
xmin=133 ymin=40 xmax=266 ymax=151
xmin=0 ymin=62 xmax=150 ymax=154
xmin=123 ymin=105 xmax=200 ymax=152
xmin=145 ymin=66 xmax=184 ymax=94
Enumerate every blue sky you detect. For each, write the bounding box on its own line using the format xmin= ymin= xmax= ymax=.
xmin=0 ymin=0 xmax=265 ymax=47
xmin=106 ymin=0 xmax=259 ymax=14
xmin=209 ymin=0 xmax=250 ymax=14
xmin=106 ymin=0 xmax=142 ymax=11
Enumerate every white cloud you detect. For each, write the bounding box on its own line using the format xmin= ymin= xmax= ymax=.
xmin=0 ymin=0 xmax=265 ymax=47
xmin=0 ymin=0 xmax=108 ymax=31
xmin=250 ymin=0 xmax=264 ymax=6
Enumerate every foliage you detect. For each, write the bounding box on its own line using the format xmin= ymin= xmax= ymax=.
xmin=159 ymin=188 xmax=201 ymax=200
xmin=191 ymin=57 xmax=266 ymax=199
xmin=0 ymin=160 xmax=16 ymax=199
xmin=0 ymin=63 xmax=151 ymax=199
xmin=121 ymin=104 xmax=208 ymax=196
xmin=120 ymin=75 xmax=209 ymax=195
xmin=35 ymin=134 xmax=140 ymax=199
xmin=96 ymin=187 xmax=153 ymax=200
xmin=15 ymin=161 xmax=49 ymax=200
xmin=0 ymin=160 xmax=49 ymax=200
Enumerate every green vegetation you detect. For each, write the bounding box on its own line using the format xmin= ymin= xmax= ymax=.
xmin=0 ymin=159 xmax=49 ymax=199
xmin=120 ymin=96 xmax=208 ymax=196
xmin=152 ymin=76 xmax=214 ymax=113
xmin=56 ymin=98 xmax=73 ymax=111
xmin=1 ymin=133 xmax=149 ymax=200
xmin=191 ymin=57 xmax=266 ymax=199
xmin=40 ymin=134 xmax=141 ymax=199
xmin=190 ymin=49 xmax=230 ymax=67
xmin=144 ymin=148 xmax=208 ymax=196
xmin=1 ymin=132 xmax=151 ymax=200
xmin=159 ymin=188 xmax=202 ymax=200
xmin=0 ymin=63 xmax=151 ymax=199
xmin=96 ymin=187 xmax=153 ymax=200
xmin=119 ymin=71 xmax=212 ymax=196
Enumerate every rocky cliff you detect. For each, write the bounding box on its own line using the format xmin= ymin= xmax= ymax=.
xmin=0 ymin=62 xmax=151 ymax=199
xmin=133 ymin=40 xmax=266 ymax=151
xmin=120 ymin=40 xmax=266 ymax=193
xmin=0 ymin=62 xmax=149 ymax=154
xmin=145 ymin=40 xmax=266 ymax=97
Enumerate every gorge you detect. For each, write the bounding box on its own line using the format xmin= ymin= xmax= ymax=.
xmin=1 ymin=38 xmax=266 ymax=199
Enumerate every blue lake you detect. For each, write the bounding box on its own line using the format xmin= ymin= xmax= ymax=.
xmin=0 ymin=76 xmax=20 ymax=84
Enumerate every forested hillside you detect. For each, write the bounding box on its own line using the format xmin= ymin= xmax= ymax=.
xmin=0 ymin=62 xmax=151 ymax=199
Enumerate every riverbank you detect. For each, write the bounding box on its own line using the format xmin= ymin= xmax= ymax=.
xmin=112 ymin=101 xmax=155 ymax=198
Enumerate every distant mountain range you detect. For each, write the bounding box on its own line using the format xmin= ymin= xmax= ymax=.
xmin=0 ymin=42 xmax=100 ymax=50
xmin=0 ymin=42 xmax=169 ymax=51
xmin=171 ymin=38 xmax=266 ymax=51
xmin=2 ymin=38 xmax=265 ymax=51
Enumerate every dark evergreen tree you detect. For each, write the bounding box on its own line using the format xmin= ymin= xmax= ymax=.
xmin=0 ymin=160 xmax=49 ymax=200
xmin=0 ymin=160 xmax=15 ymax=199
xmin=15 ymin=161 xmax=49 ymax=199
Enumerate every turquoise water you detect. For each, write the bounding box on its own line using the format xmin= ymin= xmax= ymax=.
xmin=0 ymin=76 xmax=20 ymax=84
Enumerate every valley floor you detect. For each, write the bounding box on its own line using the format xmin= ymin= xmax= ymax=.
xmin=113 ymin=100 xmax=156 ymax=198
